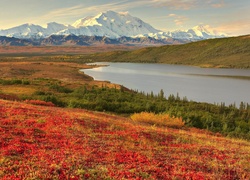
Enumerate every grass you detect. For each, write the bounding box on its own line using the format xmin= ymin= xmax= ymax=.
xmin=0 ymin=45 xmax=139 ymax=56
xmin=0 ymin=99 xmax=250 ymax=179
xmin=0 ymin=61 xmax=121 ymax=96
xmin=0 ymin=86 xmax=35 ymax=96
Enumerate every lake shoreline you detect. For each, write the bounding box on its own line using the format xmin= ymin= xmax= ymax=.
xmin=82 ymin=62 xmax=250 ymax=106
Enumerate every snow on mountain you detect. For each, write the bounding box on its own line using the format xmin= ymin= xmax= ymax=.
xmin=60 ymin=10 xmax=160 ymax=38
xmin=45 ymin=22 xmax=68 ymax=34
xmin=55 ymin=26 xmax=120 ymax=38
xmin=72 ymin=16 xmax=95 ymax=28
xmin=139 ymin=25 xmax=226 ymax=41
xmin=186 ymin=25 xmax=221 ymax=40
xmin=0 ymin=11 xmax=226 ymax=42
xmin=0 ymin=23 xmax=46 ymax=38
xmin=0 ymin=22 xmax=70 ymax=39
xmin=141 ymin=31 xmax=192 ymax=41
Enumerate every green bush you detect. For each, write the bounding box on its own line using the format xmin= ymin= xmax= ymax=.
xmin=0 ymin=79 xmax=30 ymax=85
xmin=49 ymin=83 xmax=73 ymax=93
xmin=41 ymin=95 xmax=65 ymax=107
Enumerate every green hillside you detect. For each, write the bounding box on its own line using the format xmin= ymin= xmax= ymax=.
xmin=91 ymin=35 xmax=250 ymax=68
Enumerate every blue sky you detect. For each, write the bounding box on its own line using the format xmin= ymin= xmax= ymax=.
xmin=0 ymin=0 xmax=249 ymax=36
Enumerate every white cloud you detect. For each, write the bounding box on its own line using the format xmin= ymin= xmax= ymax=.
xmin=34 ymin=0 xmax=157 ymax=25
xmin=40 ymin=3 xmax=120 ymax=20
xmin=152 ymin=0 xmax=198 ymax=10
xmin=151 ymin=0 xmax=227 ymax=10
xmin=167 ymin=13 xmax=189 ymax=26
xmin=215 ymin=20 xmax=250 ymax=36
xmin=167 ymin=14 xmax=177 ymax=17
xmin=210 ymin=0 xmax=226 ymax=8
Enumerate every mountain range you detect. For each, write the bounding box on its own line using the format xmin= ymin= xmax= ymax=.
xmin=0 ymin=10 xmax=227 ymax=46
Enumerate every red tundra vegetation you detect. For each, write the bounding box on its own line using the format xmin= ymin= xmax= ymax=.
xmin=0 ymin=99 xmax=250 ymax=179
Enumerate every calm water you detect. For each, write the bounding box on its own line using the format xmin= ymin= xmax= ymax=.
xmin=82 ymin=62 xmax=250 ymax=106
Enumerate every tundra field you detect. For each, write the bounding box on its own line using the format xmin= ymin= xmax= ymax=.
xmin=0 ymin=99 xmax=250 ymax=179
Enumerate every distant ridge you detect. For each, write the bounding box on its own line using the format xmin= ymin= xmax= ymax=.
xmin=0 ymin=35 xmax=184 ymax=46
xmin=0 ymin=36 xmax=37 ymax=46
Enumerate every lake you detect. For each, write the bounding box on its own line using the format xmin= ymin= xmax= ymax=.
xmin=82 ymin=62 xmax=250 ymax=106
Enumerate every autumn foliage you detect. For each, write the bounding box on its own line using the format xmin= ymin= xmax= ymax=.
xmin=131 ymin=112 xmax=185 ymax=128
xmin=0 ymin=99 xmax=250 ymax=179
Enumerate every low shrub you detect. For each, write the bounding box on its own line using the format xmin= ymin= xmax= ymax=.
xmin=49 ymin=83 xmax=73 ymax=93
xmin=0 ymin=93 xmax=20 ymax=101
xmin=24 ymin=100 xmax=55 ymax=107
xmin=0 ymin=79 xmax=30 ymax=85
xmin=131 ymin=112 xmax=185 ymax=128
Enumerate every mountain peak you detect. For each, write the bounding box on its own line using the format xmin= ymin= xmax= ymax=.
xmin=189 ymin=25 xmax=227 ymax=38
xmin=100 ymin=10 xmax=118 ymax=15
xmin=100 ymin=10 xmax=130 ymax=17
xmin=192 ymin=25 xmax=210 ymax=33
xmin=70 ymin=11 xmax=159 ymax=38
xmin=72 ymin=10 xmax=133 ymax=28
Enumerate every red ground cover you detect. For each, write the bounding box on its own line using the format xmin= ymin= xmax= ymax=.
xmin=0 ymin=99 xmax=249 ymax=179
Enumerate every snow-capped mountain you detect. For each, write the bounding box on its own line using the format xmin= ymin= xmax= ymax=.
xmin=46 ymin=22 xmax=69 ymax=35
xmin=0 ymin=23 xmax=46 ymax=38
xmin=140 ymin=25 xmax=226 ymax=41
xmin=186 ymin=25 xmax=227 ymax=40
xmin=0 ymin=10 xmax=226 ymax=43
xmin=0 ymin=22 xmax=69 ymax=39
xmin=64 ymin=11 xmax=160 ymax=38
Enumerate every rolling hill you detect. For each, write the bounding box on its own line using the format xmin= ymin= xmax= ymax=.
xmin=91 ymin=35 xmax=250 ymax=68
xmin=0 ymin=99 xmax=249 ymax=179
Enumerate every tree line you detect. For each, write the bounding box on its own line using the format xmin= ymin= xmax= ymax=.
xmin=31 ymin=84 xmax=250 ymax=140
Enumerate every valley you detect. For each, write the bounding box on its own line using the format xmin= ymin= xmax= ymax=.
xmin=0 ymin=51 xmax=249 ymax=140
